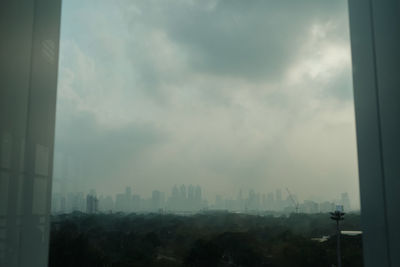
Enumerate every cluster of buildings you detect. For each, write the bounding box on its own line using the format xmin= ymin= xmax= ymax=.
xmin=52 ymin=185 xmax=206 ymax=214
xmin=51 ymin=185 xmax=352 ymax=215
xmin=212 ymin=190 xmax=351 ymax=214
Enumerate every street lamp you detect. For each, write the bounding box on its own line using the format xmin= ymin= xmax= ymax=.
xmin=330 ymin=205 xmax=345 ymax=267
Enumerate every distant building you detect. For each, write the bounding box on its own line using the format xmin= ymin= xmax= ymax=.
xmin=247 ymin=190 xmax=257 ymax=210
xmin=215 ymin=195 xmax=224 ymax=209
xmin=275 ymin=189 xmax=282 ymax=210
xmin=188 ymin=185 xmax=194 ymax=201
xmin=340 ymin=192 xmax=351 ymax=211
xmin=266 ymin=192 xmax=274 ymax=211
xmin=319 ymin=201 xmax=335 ymax=213
xmin=168 ymin=185 xmax=180 ymax=211
xmin=115 ymin=187 xmax=134 ymax=212
xmin=115 ymin=193 xmax=125 ymax=211
xmin=98 ymin=195 xmax=114 ymax=212
xmin=67 ymin=192 xmax=85 ymax=212
xmin=301 ymin=200 xmax=319 ymax=213
xmin=51 ymin=193 xmax=66 ymax=214
xmin=132 ymin=194 xmax=141 ymax=211
xmin=152 ymin=190 xmax=162 ymax=211
xmin=86 ymin=194 xmax=98 ymax=214
xmin=195 ymin=185 xmax=202 ymax=209
xmin=237 ymin=189 xmax=245 ymax=211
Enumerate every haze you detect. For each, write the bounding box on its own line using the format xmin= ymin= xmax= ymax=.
xmin=53 ymin=0 xmax=359 ymax=208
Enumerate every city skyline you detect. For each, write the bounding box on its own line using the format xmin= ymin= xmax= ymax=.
xmin=51 ymin=184 xmax=354 ymax=214
xmin=51 ymin=165 xmax=360 ymax=210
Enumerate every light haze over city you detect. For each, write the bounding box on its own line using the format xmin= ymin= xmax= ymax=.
xmin=53 ymin=0 xmax=360 ymax=210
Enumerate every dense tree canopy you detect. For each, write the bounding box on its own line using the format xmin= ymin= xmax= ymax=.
xmin=49 ymin=212 xmax=362 ymax=267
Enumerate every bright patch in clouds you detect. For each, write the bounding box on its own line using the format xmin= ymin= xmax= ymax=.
xmin=55 ymin=0 xmax=359 ymax=206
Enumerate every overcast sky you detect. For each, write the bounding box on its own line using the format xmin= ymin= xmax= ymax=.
xmin=54 ymin=0 xmax=359 ymax=207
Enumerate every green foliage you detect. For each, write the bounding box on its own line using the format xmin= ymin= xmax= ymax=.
xmin=49 ymin=212 xmax=363 ymax=267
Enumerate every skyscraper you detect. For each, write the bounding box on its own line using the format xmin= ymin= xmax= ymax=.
xmin=340 ymin=192 xmax=351 ymax=211
xmin=86 ymin=194 xmax=98 ymax=214
xmin=195 ymin=185 xmax=202 ymax=209
xmin=276 ymin=189 xmax=282 ymax=210
xmin=152 ymin=190 xmax=162 ymax=211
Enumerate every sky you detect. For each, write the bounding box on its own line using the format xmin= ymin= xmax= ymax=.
xmin=54 ymin=0 xmax=360 ymax=207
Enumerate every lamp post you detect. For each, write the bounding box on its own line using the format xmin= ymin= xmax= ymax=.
xmin=330 ymin=205 xmax=345 ymax=267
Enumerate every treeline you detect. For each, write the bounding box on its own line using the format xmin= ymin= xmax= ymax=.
xmin=49 ymin=212 xmax=363 ymax=267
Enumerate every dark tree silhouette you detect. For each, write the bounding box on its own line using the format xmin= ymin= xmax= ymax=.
xmin=49 ymin=212 xmax=363 ymax=267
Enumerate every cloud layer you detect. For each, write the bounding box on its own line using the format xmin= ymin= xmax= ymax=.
xmin=54 ymin=0 xmax=359 ymax=206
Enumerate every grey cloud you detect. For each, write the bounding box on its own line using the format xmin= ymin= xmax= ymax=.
xmin=322 ymin=68 xmax=353 ymax=101
xmin=121 ymin=0 xmax=349 ymax=81
xmin=54 ymin=0 xmax=360 ymax=206
xmin=54 ymin=107 xmax=166 ymax=183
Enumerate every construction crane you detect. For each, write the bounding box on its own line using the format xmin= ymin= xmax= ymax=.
xmin=286 ymin=188 xmax=300 ymax=213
